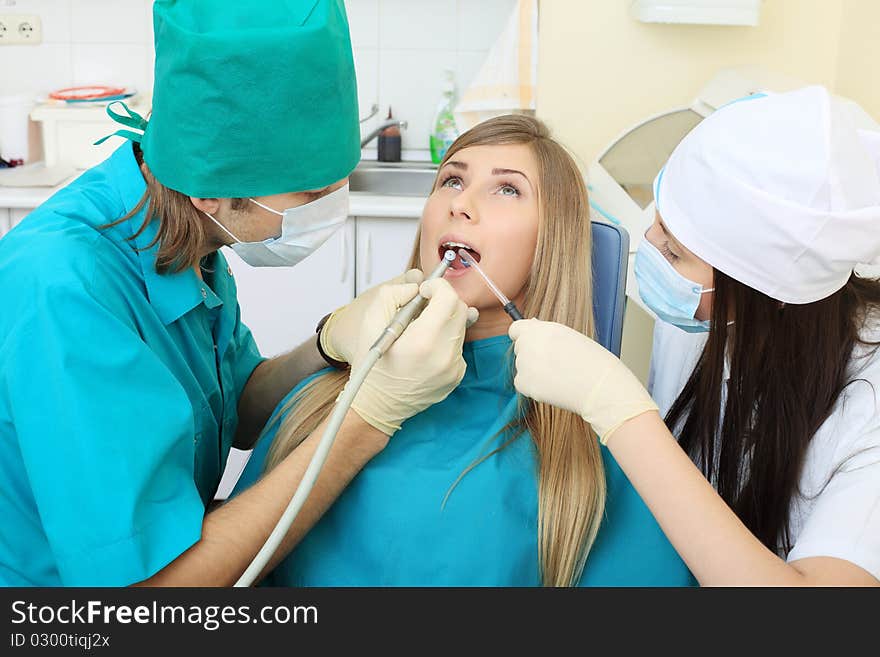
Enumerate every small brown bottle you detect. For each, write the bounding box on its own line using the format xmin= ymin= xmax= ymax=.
xmin=378 ymin=107 xmax=402 ymax=162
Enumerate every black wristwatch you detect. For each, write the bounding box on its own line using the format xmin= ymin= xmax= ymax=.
xmin=315 ymin=313 xmax=350 ymax=370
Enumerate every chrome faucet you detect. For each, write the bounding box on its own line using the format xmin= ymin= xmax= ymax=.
xmin=360 ymin=119 xmax=408 ymax=148
xmin=359 ymin=103 xmax=379 ymax=123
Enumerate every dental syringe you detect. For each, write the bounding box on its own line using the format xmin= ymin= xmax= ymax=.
xmin=457 ymin=248 xmax=524 ymax=321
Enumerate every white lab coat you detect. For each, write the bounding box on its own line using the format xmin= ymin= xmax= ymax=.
xmin=647 ymin=318 xmax=880 ymax=579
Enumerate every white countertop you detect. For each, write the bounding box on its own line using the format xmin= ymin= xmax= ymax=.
xmin=0 ymin=176 xmax=78 ymax=209
xmin=349 ymin=193 xmax=425 ymax=218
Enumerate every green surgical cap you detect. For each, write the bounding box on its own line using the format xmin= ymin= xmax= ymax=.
xmin=141 ymin=0 xmax=360 ymax=198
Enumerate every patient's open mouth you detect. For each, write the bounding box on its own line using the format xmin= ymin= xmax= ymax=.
xmin=440 ymin=240 xmax=481 ymax=270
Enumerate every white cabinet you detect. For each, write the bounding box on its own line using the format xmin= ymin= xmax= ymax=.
xmin=355 ymin=216 xmax=421 ymax=294
xmin=10 ymin=208 xmax=29 ymax=225
xmin=0 ymin=208 xmax=30 ymax=238
xmin=224 ymin=218 xmax=357 ymax=358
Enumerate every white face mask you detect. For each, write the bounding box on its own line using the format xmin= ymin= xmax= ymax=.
xmin=205 ymin=184 xmax=349 ymax=267
xmin=635 ymin=236 xmax=715 ymax=333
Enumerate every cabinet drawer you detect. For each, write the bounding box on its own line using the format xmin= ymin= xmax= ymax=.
xmin=355 ymin=216 xmax=421 ymax=294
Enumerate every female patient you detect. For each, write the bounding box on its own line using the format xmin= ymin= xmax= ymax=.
xmin=234 ymin=115 xmax=693 ymax=586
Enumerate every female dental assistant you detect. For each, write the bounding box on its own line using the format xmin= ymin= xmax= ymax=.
xmin=509 ymin=87 xmax=880 ymax=586
xmin=0 ymin=0 xmax=472 ymax=586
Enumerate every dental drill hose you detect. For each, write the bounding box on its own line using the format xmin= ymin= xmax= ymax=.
xmin=235 ymin=251 xmax=456 ymax=586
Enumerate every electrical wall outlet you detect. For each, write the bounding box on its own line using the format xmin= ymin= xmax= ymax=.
xmin=0 ymin=14 xmax=42 ymax=45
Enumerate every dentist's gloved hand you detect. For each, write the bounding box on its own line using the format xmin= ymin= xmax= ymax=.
xmin=508 ymin=318 xmax=658 ymax=444
xmin=350 ymin=277 xmax=479 ymax=436
xmin=320 ymin=269 xmax=426 ymax=365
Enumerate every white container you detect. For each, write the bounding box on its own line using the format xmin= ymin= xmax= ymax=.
xmin=0 ymin=94 xmax=35 ymax=162
xmin=30 ymin=95 xmax=152 ymax=170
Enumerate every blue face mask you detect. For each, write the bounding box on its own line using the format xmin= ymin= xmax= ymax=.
xmin=634 ymin=236 xmax=715 ymax=333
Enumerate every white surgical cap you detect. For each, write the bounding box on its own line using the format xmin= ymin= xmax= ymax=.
xmin=655 ymin=85 xmax=880 ymax=304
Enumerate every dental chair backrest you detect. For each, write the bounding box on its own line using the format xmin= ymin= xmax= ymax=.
xmin=591 ymin=221 xmax=629 ymax=357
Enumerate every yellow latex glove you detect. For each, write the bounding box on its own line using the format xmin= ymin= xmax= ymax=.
xmin=349 ymin=277 xmax=479 ymax=436
xmin=508 ymin=318 xmax=658 ymax=444
xmin=320 ymin=269 xmax=426 ymax=365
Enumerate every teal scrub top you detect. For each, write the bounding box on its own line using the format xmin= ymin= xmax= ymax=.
xmin=234 ymin=335 xmax=695 ymax=586
xmin=0 ymin=143 xmax=265 ymax=586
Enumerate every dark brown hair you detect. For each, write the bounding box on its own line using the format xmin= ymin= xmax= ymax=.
xmin=666 ymin=271 xmax=880 ymax=555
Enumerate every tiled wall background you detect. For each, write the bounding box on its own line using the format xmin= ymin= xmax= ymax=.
xmin=0 ymin=0 xmax=518 ymax=158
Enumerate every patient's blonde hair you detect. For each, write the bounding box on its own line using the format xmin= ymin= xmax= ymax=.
xmin=263 ymin=115 xmax=605 ymax=587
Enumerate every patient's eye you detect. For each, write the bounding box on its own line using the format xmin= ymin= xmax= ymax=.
xmin=496 ymin=182 xmax=520 ymax=197
xmin=440 ymin=175 xmax=463 ymax=190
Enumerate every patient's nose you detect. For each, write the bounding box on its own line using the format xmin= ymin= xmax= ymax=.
xmin=450 ymin=195 xmax=477 ymax=223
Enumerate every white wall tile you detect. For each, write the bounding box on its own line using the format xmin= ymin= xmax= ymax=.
xmin=353 ymin=47 xmax=379 ymax=132
xmin=70 ymin=0 xmax=146 ymax=44
xmin=140 ymin=0 xmax=155 ymax=46
xmin=379 ymin=48 xmax=458 ymax=151
xmin=344 ymin=0 xmax=378 ymax=48
xmin=457 ymin=49 xmax=489 ymax=92
xmin=456 ymin=0 xmax=516 ymax=52
xmin=378 ymin=0 xmax=457 ymax=50
xmin=0 ymin=44 xmax=72 ymax=97
xmin=1 ymin=0 xmax=515 ymax=155
xmin=4 ymin=0 xmax=72 ymax=44
xmin=144 ymin=41 xmax=154 ymax=92
xmin=72 ymin=43 xmax=149 ymax=90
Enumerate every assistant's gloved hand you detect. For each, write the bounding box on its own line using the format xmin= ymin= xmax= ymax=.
xmin=320 ymin=269 xmax=426 ymax=365
xmin=349 ymin=277 xmax=479 ymax=436
xmin=508 ymin=318 xmax=658 ymax=444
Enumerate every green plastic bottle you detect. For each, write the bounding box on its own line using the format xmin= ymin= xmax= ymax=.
xmin=429 ymin=69 xmax=459 ymax=164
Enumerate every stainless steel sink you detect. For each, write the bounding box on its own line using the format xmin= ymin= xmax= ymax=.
xmin=349 ymin=161 xmax=438 ymax=197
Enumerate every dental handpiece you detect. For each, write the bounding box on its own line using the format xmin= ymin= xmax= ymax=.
xmin=370 ymin=249 xmax=456 ymax=354
xmin=457 ymin=249 xmax=524 ymax=321
xmin=236 ymin=249 xmax=456 ymax=587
